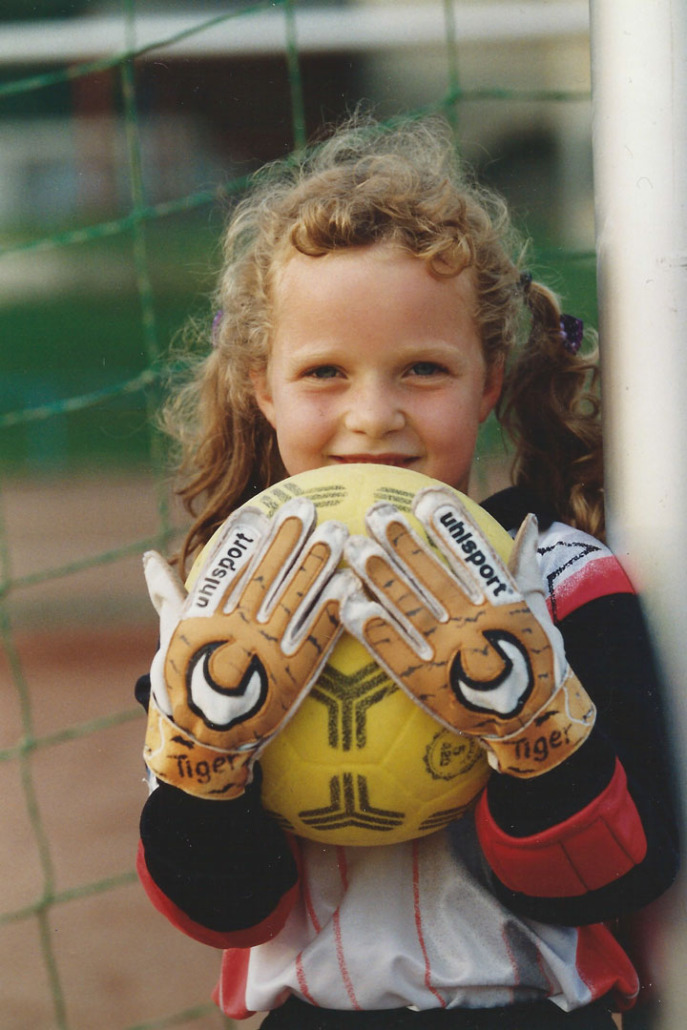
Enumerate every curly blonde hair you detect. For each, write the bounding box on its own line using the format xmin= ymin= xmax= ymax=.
xmin=162 ymin=115 xmax=603 ymax=571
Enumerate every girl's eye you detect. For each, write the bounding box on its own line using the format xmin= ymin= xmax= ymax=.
xmin=305 ymin=365 xmax=341 ymax=380
xmin=408 ymin=361 xmax=446 ymax=377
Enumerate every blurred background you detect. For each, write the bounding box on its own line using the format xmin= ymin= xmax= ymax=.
xmin=0 ymin=2 xmax=606 ymax=1027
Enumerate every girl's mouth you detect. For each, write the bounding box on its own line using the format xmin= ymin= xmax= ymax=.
xmin=330 ymin=455 xmax=416 ymax=467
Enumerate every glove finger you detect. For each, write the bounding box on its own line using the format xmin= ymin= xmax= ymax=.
xmin=238 ymin=497 xmax=317 ymax=618
xmin=507 ymin=513 xmax=547 ymax=605
xmin=340 ymin=582 xmax=433 ymax=662
xmin=508 ymin=512 xmax=537 ymax=571
xmin=413 ymin=487 xmax=517 ymax=607
xmin=184 ymin=507 xmax=270 ymax=619
xmin=345 ymin=533 xmax=444 ymax=639
xmin=143 ymin=550 xmax=187 ymax=616
xmin=508 ymin=513 xmax=567 ymax=677
xmin=143 ymin=551 xmax=187 ymax=720
xmin=281 ymin=567 xmax=356 ymax=660
xmin=262 ymin=518 xmax=348 ymax=634
xmin=365 ymin=503 xmax=457 ymax=613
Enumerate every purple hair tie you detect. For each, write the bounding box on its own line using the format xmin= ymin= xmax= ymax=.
xmin=212 ymin=310 xmax=223 ymax=348
xmin=559 ymin=313 xmax=583 ymax=354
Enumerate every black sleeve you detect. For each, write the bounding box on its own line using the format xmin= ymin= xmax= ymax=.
xmin=483 ymin=592 xmax=680 ymax=925
xmin=137 ymin=674 xmax=298 ymax=933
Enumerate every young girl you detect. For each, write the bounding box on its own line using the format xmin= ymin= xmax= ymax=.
xmin=136 ymin=116 xmax=678 ymax=1029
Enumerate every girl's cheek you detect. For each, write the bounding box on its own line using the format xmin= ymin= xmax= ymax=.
xmin=300 ymin=395 xmax=337 ymax=426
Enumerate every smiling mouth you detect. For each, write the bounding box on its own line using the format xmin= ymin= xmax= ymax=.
xmin=331 ymin=455 xmax=416 ymax=467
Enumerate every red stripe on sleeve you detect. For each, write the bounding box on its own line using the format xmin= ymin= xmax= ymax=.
xmin=549 ymin=556 xmax=634 ymax=622
xmin=136 ymin=839 xmax=299 ymax=948
xmin=475 ymin=760 xmax=647 ymax=898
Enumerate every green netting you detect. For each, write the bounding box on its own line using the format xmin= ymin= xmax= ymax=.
xmin=0 ymin=2 xmax=596 ymax=1027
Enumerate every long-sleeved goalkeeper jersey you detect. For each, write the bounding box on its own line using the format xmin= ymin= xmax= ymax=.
xmin=136 ymin=487 xmax=679 ymax=1019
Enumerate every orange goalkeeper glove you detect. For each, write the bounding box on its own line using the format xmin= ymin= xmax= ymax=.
xmin=143 ymin=497 xmax=353 ymax=799
xmin=341 ymin=487 xmax=595 ymax=778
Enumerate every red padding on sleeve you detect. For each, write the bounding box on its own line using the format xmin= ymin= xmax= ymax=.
xmin=136 ymin=839 xmax=300 ymax=949
xmin=475 ymin=759 xmax=647 ymax=898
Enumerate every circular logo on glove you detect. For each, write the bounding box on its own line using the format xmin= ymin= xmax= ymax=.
xmin=449 ymin=630 xmax=533 ymax=717
xmin=187 ymin=644 xmax=269 ymax=732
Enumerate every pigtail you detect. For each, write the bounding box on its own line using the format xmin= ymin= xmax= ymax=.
xmin=497 ymin=278 xmax=605 ymax=540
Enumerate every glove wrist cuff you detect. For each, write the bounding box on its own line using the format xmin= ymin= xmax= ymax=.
xmin=482 ymin=671 xmax=596 ymax=778
xmin=143 ymin=697 xmax=254 ymax=799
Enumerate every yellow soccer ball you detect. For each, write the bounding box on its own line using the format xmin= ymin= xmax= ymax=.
xmin=242 ymin=464 xmax=513 ymax=846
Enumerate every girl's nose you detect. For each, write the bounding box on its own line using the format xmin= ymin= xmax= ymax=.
xmin=343 ymin=381 xmax=405 ymax=438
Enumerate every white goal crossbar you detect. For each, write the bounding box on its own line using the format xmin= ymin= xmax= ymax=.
xmin=1 ymin=3 xmax=589 ymax=65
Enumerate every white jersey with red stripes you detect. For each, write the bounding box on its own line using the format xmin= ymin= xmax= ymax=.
xmin=214 ymin=830 xmax=637 ymax=1018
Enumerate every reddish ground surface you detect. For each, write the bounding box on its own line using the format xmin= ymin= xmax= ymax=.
xmin=0 ymin=475 xmax=263 ymax=1029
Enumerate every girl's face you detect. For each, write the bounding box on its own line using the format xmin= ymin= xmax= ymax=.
xmin=252 ymin=244 xmax=502 ymax=493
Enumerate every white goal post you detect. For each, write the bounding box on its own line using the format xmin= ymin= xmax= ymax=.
xmin=590 ymin=1 xmax=687 ymax=1024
